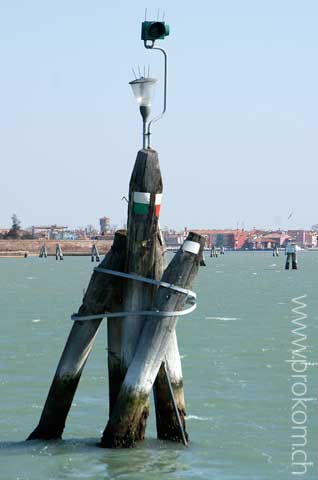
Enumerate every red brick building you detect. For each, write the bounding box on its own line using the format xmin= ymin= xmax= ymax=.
xmin=190 ymin=229 xmax=249 ymax=249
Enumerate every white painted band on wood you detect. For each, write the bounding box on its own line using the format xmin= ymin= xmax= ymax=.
xmin=133 ymin=192 xmax=151 ymax=204
xmin=155 ymin=193 xmax=162 ymax=205
xmin=182 ymin=240 xmax=200 ymax=255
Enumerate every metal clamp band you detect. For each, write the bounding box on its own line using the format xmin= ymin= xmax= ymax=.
xmin=71 ymin=267 xmax=197 ymax=322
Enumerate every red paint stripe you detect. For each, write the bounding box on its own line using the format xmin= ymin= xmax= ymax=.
xmin=155 ymin=204 xmax=161 ymax=217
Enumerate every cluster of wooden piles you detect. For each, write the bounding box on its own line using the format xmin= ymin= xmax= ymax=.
xmin=27 ymin=149 xmax=204 ymax=448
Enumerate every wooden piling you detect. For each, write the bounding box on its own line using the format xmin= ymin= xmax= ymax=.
xmin=101 ymin=232 xmax=204 ymax=448
xmin=153 ymin=330 xmax=187 ymax=442
xmin=56 ymin=243 xmax=64 ymax=260
xmin=27 ymin=230 xmax=127 ymax=440
xmin=91 ymin=244 xmax=100 ymax=262
xmin=200 ymin=250 xmax=206 ymax=266
xmin=285 ymin=243 xmax=297 ymax=270
xmin=117 ymin=148 xmax=165 ymax=436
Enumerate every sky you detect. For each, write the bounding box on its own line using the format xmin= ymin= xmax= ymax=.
xmin=0 ymin=1 xmax=317 ymax=231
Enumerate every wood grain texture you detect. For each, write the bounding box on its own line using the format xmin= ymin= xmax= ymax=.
xmin=27 ymin=231 xmax=127 ymax=440
xmin=101 ymin=232 xmax=205 ymax=448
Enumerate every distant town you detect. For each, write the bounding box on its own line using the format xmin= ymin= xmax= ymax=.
xmin=1 ymin=215 xmax=318 ymax=250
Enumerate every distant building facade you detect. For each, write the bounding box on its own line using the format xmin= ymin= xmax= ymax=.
xmin=100 ymin=216 xmax=111 ymax=235
xmin=31 ymin=225 xmax=68 ymax=240
xmin=162 ymin=230 xmax=184 ymax=248
xmin=190 ymin=229 xmax=249 ymax=250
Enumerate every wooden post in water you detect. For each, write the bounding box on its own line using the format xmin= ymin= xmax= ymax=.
xmin=27 ymin=231 xmax=127 ymax=440
xmin=101 ymin=232 xmax=204 ymax=448
xmin=115 ymin=148 xmax=165 ymax=435
xmin=91 ymin=244 xmax=100 ymax=262
xmin=39 ymin=245 xmax=47 ymax=258
xmin=200 ymin=250 xmax=206 ymax=266
xmin=153 ymin=330 xmax=187 ymax=442
xmin=285 ymin=242 xmax=297 ymax=270
xmin=56 ymin=243 xmax=63 ymax=260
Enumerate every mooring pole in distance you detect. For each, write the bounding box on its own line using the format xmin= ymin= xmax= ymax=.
xmin=27 ymin=230 xmax=127 ymax=440
xmin=91 ymin=244 xmax=100 ymax=262
xmin=91 ymin=244 xmax=95 ymax=262
xmin=101 ymin=232 xmax=204 ymax=448
xmin=285 ymin=242 xmax=297 ymax=270
xmin=56 ymin=243 xmax=64 ymax=260
xmin=116 ymin=148 xmax=164 ymax=435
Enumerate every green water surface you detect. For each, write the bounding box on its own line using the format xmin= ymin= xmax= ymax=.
xmin=0 ymin=252 xmax=317 ymax=479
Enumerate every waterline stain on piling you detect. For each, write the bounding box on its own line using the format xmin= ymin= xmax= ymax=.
xmin=154 ymin=370 xmax=188 ymax=443
xmin=100 ymin=388 xmax=149 ymax=448
xmin=28 ymin=374 xmax=81 ymax=440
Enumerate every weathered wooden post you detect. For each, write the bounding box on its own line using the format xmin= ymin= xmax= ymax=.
xmin=101 ymin=232 xmax=204 ymax=448
xmin=27 ymin=231 xmax=127 ymax=440
xmin=285 ymin=241 xmax=297 ymax=270
xmin=115 ymin=148 xmax=165 ymax=435
xmin=56 ymin=243 xmax=63 ymax=260
xmin=91 ymin=244 xmax=100 ymax=262
xmin=153 ymin=330 xmax=187 ymax=442
xmin=39 ymin=245 xmax=48 ymax=258
xmin=200 ymin=250 xmax=206 ymax=266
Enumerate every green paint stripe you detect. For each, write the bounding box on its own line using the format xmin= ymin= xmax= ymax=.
xmin=134 ymin=202 xmax=149 ymax=215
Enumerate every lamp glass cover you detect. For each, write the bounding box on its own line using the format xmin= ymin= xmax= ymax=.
xmin=129 ymin=77 xmax=157 ymax=107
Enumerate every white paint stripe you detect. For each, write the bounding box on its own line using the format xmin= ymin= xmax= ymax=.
xmin=182 ymin=240 xmax=200 ymax=255
xmin=133 ymin=192 xmax=150 ymax=204
xmin=155 ymin=193 xmax=162 ymax=205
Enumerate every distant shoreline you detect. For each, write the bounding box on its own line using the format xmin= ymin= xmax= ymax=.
xmin=0 ymin=239 xmax=112 ymax=257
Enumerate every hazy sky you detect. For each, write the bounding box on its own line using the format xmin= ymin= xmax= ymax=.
xmin=0 ymin=1 xmax=317 ymax=231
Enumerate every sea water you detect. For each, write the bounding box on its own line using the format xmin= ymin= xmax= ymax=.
xmin=0 ymin=252 xmax=317 ymax=479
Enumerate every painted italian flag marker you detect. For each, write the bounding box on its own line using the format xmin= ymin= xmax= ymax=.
xmin=155 ymin=193 xmax=162 ymax=217
xmin=133 ymin=192 xmax=151 ymax=215
xmin=133 ymin=192 xmax=162 ymax=216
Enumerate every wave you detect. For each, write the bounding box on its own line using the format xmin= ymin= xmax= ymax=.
xmin=186 ymin=415 xmax=213 ymax=422
xmin=205 ymin=316 xmax=239 ymax=321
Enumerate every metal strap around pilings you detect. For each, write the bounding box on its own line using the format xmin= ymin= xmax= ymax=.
xmin=71 ymin=267 xmax=197 ymax=322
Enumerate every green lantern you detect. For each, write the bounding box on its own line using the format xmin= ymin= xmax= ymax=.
xmin=141 ymin=21 xmax=170 ymax=42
